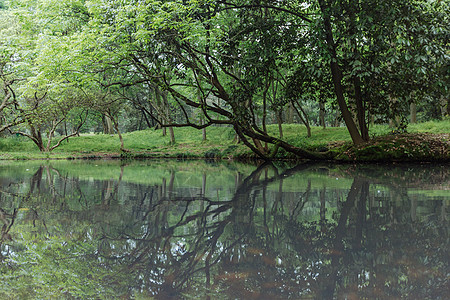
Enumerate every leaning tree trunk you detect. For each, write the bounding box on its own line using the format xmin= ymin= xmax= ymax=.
xmin=109 ymin=115 xmax=125 ymax=151
xmin=292 ymin=100 xmax=311 ymax=138
xmin=318 ymin=0 xmax=364 ymax=145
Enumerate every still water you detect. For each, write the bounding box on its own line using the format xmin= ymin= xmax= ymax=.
xmin=0 ymin=160 xmax=448 ymax=299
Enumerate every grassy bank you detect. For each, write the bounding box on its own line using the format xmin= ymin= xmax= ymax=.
xmin=0 ymin=120 xmax=449 ymax=161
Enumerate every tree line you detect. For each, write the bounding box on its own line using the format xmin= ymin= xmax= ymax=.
xmin=0 ymin=0 xmax=448 ymax=157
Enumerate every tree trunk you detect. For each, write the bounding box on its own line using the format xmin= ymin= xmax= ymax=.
xmin=389 ymin=96 xmax=401 ymax=127
xmin=354 ymin=77 xmax=369 ymax=141
xmin=168 ymin=127 xmax=175 ymax=144
xmin=347 ymin=2 xmax=369 ymax=141
xmin=262 ymin=84 xmax=268 ymax=133
xmin=237 ymin=123 xmax=325 ymax=159
xmin=253 ymin=137 xmax=266 ymax=155
xmin=201 ymin=116 xmax=207 ymax=141
xmin=142 ymin=110 xmax=153 ymax=129
xmin=262 ymin=81 xmax=269 ymax=151
xmin=110 ymin=116 xmax=125 ymax=151
xmin=292 ymin=101 xmax=311 ymax=137
xmin=276 ymin=110 xmax=283 ymax=139
xmin=319 ymin=101 xmax=326 ymax=129
xmin=116 ymin=127 xmax=125 ymax=151
xmin=318 ymin=0 xmax=364 ymax=145
xmin=102 ymin=115 xmax=114 ymax=134
xmin=161 ymin=88 xmax=175 ymax=144
xmin=287 ymin=102 xmax=294 ymax=124
xmin=440 ymin=96 xmax=447 ymax=117
xmin=31 ymin=126 xmax=45 ymax=152
xmin=154 ymin=86 xmax=167 ymax=136
xmin=447 ymin=97 xmax=450 ymax=116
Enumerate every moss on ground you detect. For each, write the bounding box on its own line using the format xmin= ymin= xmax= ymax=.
xmin=337 ymin=133 xmax=449 ymax=162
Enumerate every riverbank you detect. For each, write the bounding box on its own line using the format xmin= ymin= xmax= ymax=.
xmin=0 ymin=121 xmax=449 ymax=162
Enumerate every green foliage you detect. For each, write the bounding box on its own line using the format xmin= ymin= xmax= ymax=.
xmin=0 ymin=238 xmax=123 ymax=299
xmin=0 ymin=0 xmax=448 ymax=157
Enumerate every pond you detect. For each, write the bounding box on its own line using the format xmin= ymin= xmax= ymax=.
xmin=0 ymin=160 xmax=448 ymax=299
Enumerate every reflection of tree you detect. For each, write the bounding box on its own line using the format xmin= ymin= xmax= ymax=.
xmin=0 ymin=162 xmax=448 ymax=299
xmin=94 ymin=163 xmax=325 ymax=298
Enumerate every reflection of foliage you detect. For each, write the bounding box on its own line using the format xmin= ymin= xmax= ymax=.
xmin=0 ymin=238 xmax=127 ymax=298
xmin=0 ymin=161 xmax=448 ymax=298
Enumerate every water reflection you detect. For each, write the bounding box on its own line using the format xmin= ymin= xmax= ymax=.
xmin=0 ymin=161 xmax=448 ymax=299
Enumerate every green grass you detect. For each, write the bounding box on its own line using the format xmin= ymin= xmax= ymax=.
xmin=0 ymin=119 xmax=448 ymax=160
xmin=408 ymin=119 xmax=450 ymax=133
xmin=55 ymin=127 xmax=237 ymax=152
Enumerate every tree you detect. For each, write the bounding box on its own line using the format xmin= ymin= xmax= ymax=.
xmin=69 ymin=0 xmax=328 ymax=159
xmin=10 ymin=89 xmax=89 ymax=151
xmin=315 ymin=0 xmax=449 ymax=137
